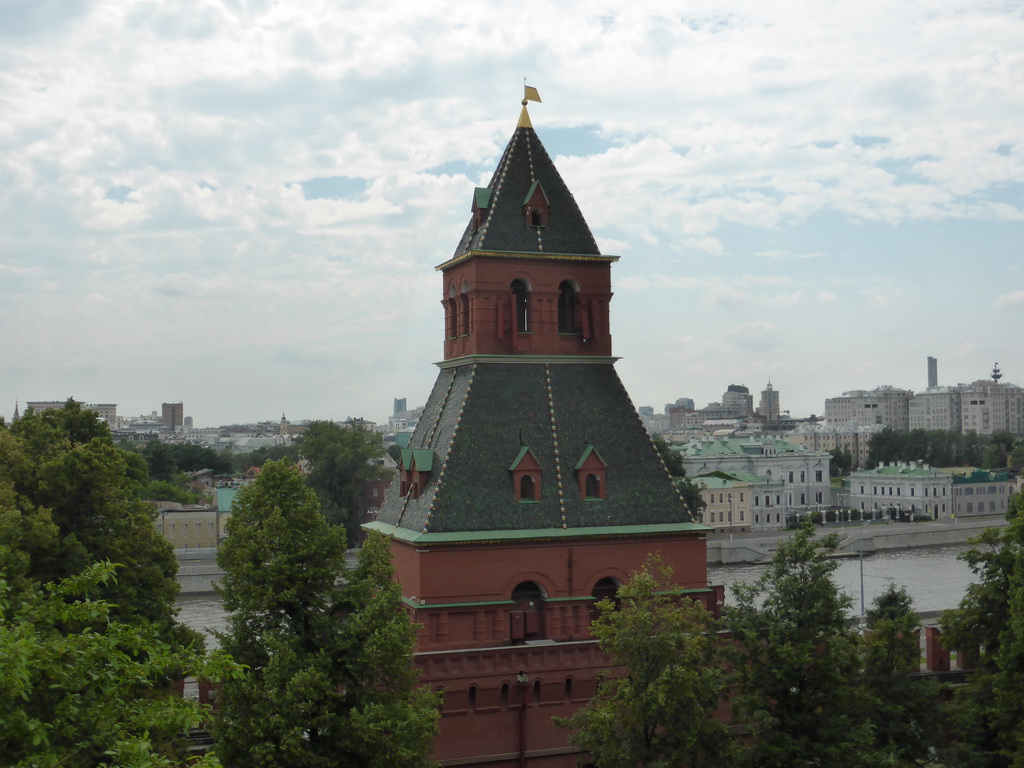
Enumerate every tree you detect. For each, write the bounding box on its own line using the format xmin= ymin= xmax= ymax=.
xmin=213 ymin=460 xmax=438 ymax=768
xmin=0 ymin=557 xmax=236 ymax=768
xmin=725 ymin=523 xmax=873 ymax=767
xmin=559 ymin=558 xmax=736 ymax=768
xmin=653 ymin=437 xmax=706 ymax=521
xmin=300 ymin=420 xmax=390 ymax=540
xmin=2 ymin=401 xmax=184 ymax=640
xmin=829 ymin=447 xmax=855 ymax=476
xmin=940 ymin=490 xmax=1024 ymax=767
xmin=860 ymin=584 xmax=939 ymax=765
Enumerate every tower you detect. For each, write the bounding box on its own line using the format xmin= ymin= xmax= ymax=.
xmin=927 ymin=356 xmax=938 ymax=388
xmin=366 ymin=96 xmax=716 ymax=767
xmin=759 ymin=381 xmax=780 ymax=425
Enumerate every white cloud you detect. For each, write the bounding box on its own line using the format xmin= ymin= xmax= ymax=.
xmin=0 ymin=0 xmax=1022 ymax=424
xmin=996 ymin=291 xmax=1024 ymax=308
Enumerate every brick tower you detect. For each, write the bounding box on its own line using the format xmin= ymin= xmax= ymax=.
xmin=366 ymin=96 xmax=717 ymax=768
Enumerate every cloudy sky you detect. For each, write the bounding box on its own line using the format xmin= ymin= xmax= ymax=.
xmin=2 ymin=0 xmax=1022 ymax=428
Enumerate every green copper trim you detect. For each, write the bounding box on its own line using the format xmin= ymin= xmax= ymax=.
xmin=437 ymin=249 xmax=620 ymax=271
xmin=364 ymin=520 xmax=710 ymax=545
xmin=437 ymin=354 xmax=620 ymax=369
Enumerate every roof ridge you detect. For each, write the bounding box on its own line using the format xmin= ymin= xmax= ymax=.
xmin=544 ymin=362 xmax=568 ymax=528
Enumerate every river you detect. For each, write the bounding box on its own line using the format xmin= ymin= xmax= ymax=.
xmin=177 ymin=543 xmax=978 ymax=644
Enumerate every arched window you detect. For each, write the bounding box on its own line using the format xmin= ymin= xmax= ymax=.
xmin=533 ymin=680 xmax=542 ymax=705
xmin=468 ymin=685 xmax=477 ymax=712
xmin=585 ymin=473 xmax=600 ymax=498
xmin=558 ymin=281 xmax=578 ymax=334
xmin=520 ymin=475 xmax=536 ymax=501
xmin=511 ymin=279 xmax=529 ymax=332
xmin=564 ymin=677 xmax=574 ymax=702
xmin=460 ymin=281 xmax=470 ymax=336
xmin=510 ymin=581 xmax=545 ymax=643
xmin=590 ymin=576 xmax=621 ymax=622
xmin=501 ymin=683 xmax=510 ymax=708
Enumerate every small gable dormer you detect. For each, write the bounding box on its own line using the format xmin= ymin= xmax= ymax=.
xmin=472 ymin=187 xmax=492 ymax=231
xmin=523 ymin=181 xmax=549 ymax=227
xmin=400 ymin=449 xmax=434 ymax=500
xmin=509 ymin=446 xmax=542 ymax=502
xmin=574 ymin=445 xmax=607 ymax=500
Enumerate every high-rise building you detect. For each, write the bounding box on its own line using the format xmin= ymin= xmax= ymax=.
xmin=758 ymin=382 xmax=780 ymax=423
xmin=366 ymin=99 xmax=715 ymax=767
xmin=927 ymin=356 xmax=938 ymax=388
xmin=161 ymin=402 xmax=184 ymax=430
xmin=393 ymin=397 xmax=407 ymax=416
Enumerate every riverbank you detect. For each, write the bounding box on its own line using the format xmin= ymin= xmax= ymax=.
xmin=707 ymin=515 xmax=1010 ymax=565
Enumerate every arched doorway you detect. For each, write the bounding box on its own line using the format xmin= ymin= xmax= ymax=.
xmin=510 ymin=581 xmax=545 ymax=643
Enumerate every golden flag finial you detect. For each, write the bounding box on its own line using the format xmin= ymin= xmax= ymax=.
xmin=519 ymin=82 xmax=541 ymax=128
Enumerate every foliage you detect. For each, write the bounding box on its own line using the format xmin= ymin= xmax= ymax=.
xmin=138 ymin=440 xmax=232 ymax=480
xmin=0 ymin=558 xmax=237 ymax=768
xmin=829 ymin=447 xmax=855 ymax=476
xmin=300 ymin=420 xmax=390 ymax=540
xmin=861 ymin=584 xmax=939 ymax=766
xmin=867 ymin=427 xmax=1005 ymax=469
xmin=227 ymin=443 xmax=300 ymax=474
xmin=213 ymin=461 xmax=438 ymax=768
xmin=1 ymin=401 xmax=185 ymax=640
xmin=940 ymin=490 xmax=1024 ymax=767
xmin=137 ymin=475 xmax=201 ymax=504
xmin=653 ymin=437 xmax=706 ymax=521
xmin=725 ymin=523 xmax=873 ymax=767
xmin=559 ymin=558 xmax=736 ymax=768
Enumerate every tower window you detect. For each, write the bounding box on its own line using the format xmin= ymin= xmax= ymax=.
xmin=585 ymin=473 xmax=600 ymax=498
xmin=511 ymin=279 xmax=529 ymax=332
xmin=558 ymin=281 xmax=578 ymax=334
xmin=460 ymin=281 xmax=470 ymax=336
xmin=519 ymin=474 xmax=537 ymax=501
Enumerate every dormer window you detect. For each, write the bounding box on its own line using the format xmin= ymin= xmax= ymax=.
xmin=510 ymin=446 xmax=541 ymax=501
xmin=575 ymin=445 xmax=607 ymax=500
xmin=472 ymin=187 xmax=492 ymax=231
xmin=523 ymin=180 xmax=549 ymax=227
xmin=399 ymin=449 xmax=434 ymax=500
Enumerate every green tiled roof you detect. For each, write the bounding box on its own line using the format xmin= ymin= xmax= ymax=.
xmin=374 ymin=362 xmax=696 ymax=536
xmin=447 ymin=124 xmax=601 ymax=262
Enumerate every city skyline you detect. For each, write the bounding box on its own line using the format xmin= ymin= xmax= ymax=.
xmin=2 ymin=2 xmax=1022 ymax=428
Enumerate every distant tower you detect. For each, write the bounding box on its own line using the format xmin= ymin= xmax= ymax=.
xmin=279 ymin=413 xmax=289 ymax=436
xmin=393 ymin=397 xmax=407 ymax=416
xmin=759 ymin=382 xmax=781 ymax=424
xmin=992 ymin=363 xmax=1003 ymax=383
xmin=161 ymin=402 xmax=184 ymax=430
xmin=12 ymin=401 xmax=20 ymax=423
xmin=927 ymin=356 xmax=938 ymax=388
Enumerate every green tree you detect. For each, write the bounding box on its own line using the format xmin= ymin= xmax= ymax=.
xmin=653 ymin=437 xmax=706 ymax=521
xmin=213 ymin=460 xmax=437 ymax=768
xmin=829 ymin=447 xmax=855 ymax=476
xmin=0 ymin=557 xmax=236 ymax=768
xmin=300 ymin=420 xmax=390 ymax=540
xmin=725 ymin=523 xmax=872 ymax=768
xmin=860 ymin=584 xmax=939 ymax=765
xmin=940 ymin=490 xmax=1024 ymax=767
xmin=2 ymin=402 xmax=184 ymax=639
xmin=559 ymin=558 xmax=736 ymax=768
xmin=1010 ymin=440 xmax=1024 ymax=471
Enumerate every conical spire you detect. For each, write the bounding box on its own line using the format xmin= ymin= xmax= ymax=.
xmin=447 ymin=104 xmax=601 ymax=263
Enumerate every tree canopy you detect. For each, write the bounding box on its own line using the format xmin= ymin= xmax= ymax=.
xmin=214 ymin=460 xmax=438 ymax=768
xmin=940 ymin=489 xmax=1024 ymax=767
xmin=559 ymin=557 xmax=736 ymax=768
xmin=0 ymin=557 xmax=236 ymax=768
xmin=725 ymin=523 xmax=872 ymax=767
xmin=1 ymin=401 xmax=184 ymax=640
xmin=299 ymin=420 xmax=390 ymax=540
